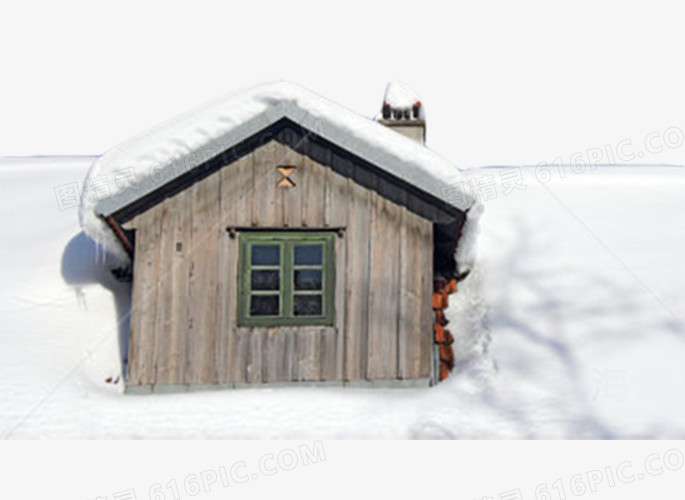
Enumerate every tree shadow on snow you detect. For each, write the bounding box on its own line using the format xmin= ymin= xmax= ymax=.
xmin=483 ymin=217 xmax=685 ymax=438
xmin=60 ymin=231 xmax=131 ymax=374
xmin=483 ymin=221 xmax=619 ymax=438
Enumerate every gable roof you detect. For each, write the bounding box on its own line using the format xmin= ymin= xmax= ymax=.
xmin=81 ymin=82 xmax=473 ymax=260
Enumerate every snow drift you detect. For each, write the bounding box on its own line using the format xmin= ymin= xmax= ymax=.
xmin=3 ymin=157 xmax=685 ymax=438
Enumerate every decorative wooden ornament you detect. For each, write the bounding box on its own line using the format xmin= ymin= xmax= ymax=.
xmin=276 ymin=166 xmax=296 ymax=188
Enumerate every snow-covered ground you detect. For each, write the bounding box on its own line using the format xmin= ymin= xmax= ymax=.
xmin=1 ymin=158 xmax=684 ymax=438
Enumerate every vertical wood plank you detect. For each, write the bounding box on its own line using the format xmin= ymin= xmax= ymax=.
xmin=344 ymin=183 xmax=372 ymax=381
xmin=185 ymin=172 xmax=221 ymax=384
xmin=183 ymin=183 xmax=200 ymax=384
xmin=386 ymin=202 xmax=402 ymax=380
xmin=284 ymin=326 xmax=299 ymax=381
xmin=334 ymin=232 xmax=347 ymax=381
xmin=152 ymin=200 xmax=175 ymax=384
xmin=216 ymin=167 xmax=230 ymax=384
xmin=136 ymin=204 xmax=162 ymax=385
xmin=262 ymin=327 xmax=284 ymax=382
xmin=319 ymin=326 xmax=338 ymax=381
xmin=323 ymin=165 xmax=332 ymax=227
xmin=166 ymin=189 xmax=191 ymax=385
xmin=367 ymin=196 xmax=401 ymax=380
xmin=324 ymin=169 xmax=349 ymax=228
xmin=232 ymin=327 xmax=250 ymax=383
xmin=234 ymin=153 xmax=254 ymax=227
xmin=252 ymin=142 xmax=279 ymax=227
xmin=203 ymin=171 xmax=221 ymax=383
xmin=301 ymin=155 xmax=325 ymax=227
xmin=398 ymin=208 xmax=424 ymax=379
xmin=247 ymin=328 xmax=263 ymax=383
xmin=218 ymin=236 xmax=239 ymax=383
xmin=221 ymin=154 xmax=252 ymax=382
xmin=298 ymin=327 xmax=321 ymax=381
xmin=127 ymin=217 xmax=147 ymax=385
xmin=419 ymin=221 xmax=434 ymax=379
xmin=367 ymin=191 xmax=383 ymax=380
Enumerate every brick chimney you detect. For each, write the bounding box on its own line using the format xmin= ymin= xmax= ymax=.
xmin=376 ymin=82 xmax=426 ymax=143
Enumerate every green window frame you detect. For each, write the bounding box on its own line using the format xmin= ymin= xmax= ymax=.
xmin=237 ymin=232 xmax=336 ymax=327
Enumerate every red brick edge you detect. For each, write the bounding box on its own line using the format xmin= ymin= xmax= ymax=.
xmin=433 ymin=278 xmax=457 ymax=381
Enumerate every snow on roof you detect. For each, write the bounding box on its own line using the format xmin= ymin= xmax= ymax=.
xmin=82 ymin=81 xmax=471 ymax=261
xmin=0 ymin=155 xmax=98 ymax=169
xmin=384 ymin=81 xmax=421 ymax=109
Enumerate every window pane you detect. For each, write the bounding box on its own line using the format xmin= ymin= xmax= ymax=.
xmin=294 ymin=244 xmax=322 ymax=265
xmin=294 ymin=269 xmax=322 ymax=291
xmin=250 ymin=295 xmax=279 ymax=316
xmin=251 ymin=245 xmax=280 ymax=266
xmin=251 ymin=270 xmax=280 ymax=291
xmin=294 ymin=294 xmax=322 ymax=316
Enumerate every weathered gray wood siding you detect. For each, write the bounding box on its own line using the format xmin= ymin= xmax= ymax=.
xmin=125 ymin=140 xmax=433 ymax=388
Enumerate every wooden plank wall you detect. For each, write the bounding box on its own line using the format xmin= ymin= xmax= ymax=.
xmin=125 ymin=139 xmax=433 ymax=388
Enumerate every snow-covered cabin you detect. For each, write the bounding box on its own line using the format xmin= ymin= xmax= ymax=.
xmin=86 ymin=82 xmax=473 ymax=392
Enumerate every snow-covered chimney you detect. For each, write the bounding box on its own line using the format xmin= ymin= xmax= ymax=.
xmin=376 ymin=82 xmax=425 ymax=143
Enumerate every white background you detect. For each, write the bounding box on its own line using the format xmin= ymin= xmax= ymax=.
xmin=0 ymin=0 xmax=683 ymax=168
xmin=3 ymin=441 xmax=685 ymax=499
xmin=2 ymin=1 xmax=685 ymax=498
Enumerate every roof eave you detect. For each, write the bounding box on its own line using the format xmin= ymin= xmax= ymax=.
xmin=96 ymin=102 xmax=471 ymax=220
